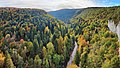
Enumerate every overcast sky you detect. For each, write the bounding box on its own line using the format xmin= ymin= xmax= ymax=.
xmin=0 ymin=0 xmax=119 ymax=11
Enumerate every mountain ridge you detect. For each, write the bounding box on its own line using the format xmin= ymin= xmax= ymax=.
xmin=48 ymin=9 xmax=84 ymax=23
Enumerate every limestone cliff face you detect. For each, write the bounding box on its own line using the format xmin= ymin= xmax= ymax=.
xmin=108 ymin=20 xmax=117 ymax=33
xmin=117 ymin=22 xmax=120 ymax=42
xmin=108 ymin=20 xmax=120 ymax=42
xmin=108 ymin=20 xmax=120 ymax=57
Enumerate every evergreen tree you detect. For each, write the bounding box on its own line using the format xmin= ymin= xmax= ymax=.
xmin=4 ymin=51 xmax=15 ymax=68
xmin=34 ymin=55 xmax=42 ymax=68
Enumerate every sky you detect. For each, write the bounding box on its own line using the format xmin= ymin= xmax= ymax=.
xmin=0 ymin=0 xmax=120 ymax=11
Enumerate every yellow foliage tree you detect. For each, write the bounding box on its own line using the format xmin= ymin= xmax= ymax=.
xmin=77 ymin=35 xmax=88 ymax=53
xmin=0 ymin=51 xmax=5 ymax=68
xmin=57 ymin=36 xmax=64 ymax=54
xmin=67 ymin=63 xmax=78 ymax=68
xmin=46 ymin=42 xmax=54 ymax=55
xmin=78 ymin=35 xmax=87 ymax=46
xmin=42 ymin=46 xmax=47 ymax=58
xmin=44 ymin=26 xmax=49 ymax=33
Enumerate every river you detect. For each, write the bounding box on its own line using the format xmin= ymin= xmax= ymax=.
xmin=67 ymin=41 xmax=78 ymax=67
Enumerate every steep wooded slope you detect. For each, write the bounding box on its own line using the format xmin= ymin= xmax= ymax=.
xmin=71 ymin=6 xmax=120 ymax=24
xmin=0 ymin=7 xmax=75 ymax=68
xmin=70 ymin=6 xmax=120 ymax=68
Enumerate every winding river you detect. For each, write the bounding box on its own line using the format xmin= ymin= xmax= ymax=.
xmin=67 ymin=41 xmax=78 ymax=67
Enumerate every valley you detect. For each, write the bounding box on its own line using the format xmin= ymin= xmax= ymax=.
xmin=48 ymin=9 xmax=82 ymax=23
xmin=0 ymin=6 xmax=120 ymax=68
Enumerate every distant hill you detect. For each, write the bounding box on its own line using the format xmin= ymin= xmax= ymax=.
xmin=48 ymin=9 xmax=83 ymax=23
xmin=71 ymin=6 xmax=120 ymax=24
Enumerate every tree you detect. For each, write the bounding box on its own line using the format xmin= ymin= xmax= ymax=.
xmin=67 ymin=63 xmax=78 ymax=68
xmin=5 ymin=34 xmax=10 ymax=39
xmin=46 ymin=42 xmax=54 ymax=55
xmin=63 ymin=45 xmax=67 ymax=62
xmin=78 ymin=35 xmax=88 ymax=47
xmin=43 ymin=59 xmax=49 ymax=68
xmin=34 ymin=55 xmax=42 ymax=68
xmin=4 ymin=51 xmax=15 ymax=68
xmin=80 ymin=51 xmax=87 ymax=68
xmin=111 ymin=55 xmax=120 ymax=68
xmin=17 ymin=54 xmax=24 ymax=68
xmin=53 ymin=54 xmax=61 ymax=67
xmin=33 ymin=38 xmax=39 ymax=54
xmin=20 ymin=28 xmax=25 ymax=38
xmin=57 ymin=36 xmax=64 ymax=54
xmin=26 ymin=41 xmax=33 ymax=51
xmin=28 ymin=58 xmax=34 ymax=68
xmin=20 ymin=46 xmax=28 ymax=59
xmin=42 ymin=46 xmax=47 ymax=58
xmin=0 ymin=51 xmax=5 ymax=68
xmin=44 ymin=26 xmax=49 ymax=33
xmin=74 ymin=51 xmax=80 ymax=66
xmin=102 ymin=59 xmax=112 ymax=68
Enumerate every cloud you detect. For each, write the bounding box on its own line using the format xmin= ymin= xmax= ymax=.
xmin=0 ymin=0 xmax=105 ymax=11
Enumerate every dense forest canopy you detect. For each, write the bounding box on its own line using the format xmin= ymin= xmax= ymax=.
xmin=71 ymin=6 xmax=120 ymax=24
xmin=70 ymin=6 xmax=120 ymax=68
xmin=0 ymin=6 xmax=120 ymax=68
xmin=0 ymin=7 xmax=75 ymax=68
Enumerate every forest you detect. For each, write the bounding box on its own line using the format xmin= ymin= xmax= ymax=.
xmin=0 ymin=6 xmax=120 ymax=68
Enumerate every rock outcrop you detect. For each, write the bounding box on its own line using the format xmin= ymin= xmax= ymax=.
xmin=108 ymin=20 xmax=120 ymax=42
xmin=116 ymin=22 xmax=120 ymax=42
xmin=108 ymin=20 xmax=120 ymax=57
xmin=108 ymin=20 xmax=117 ymax=33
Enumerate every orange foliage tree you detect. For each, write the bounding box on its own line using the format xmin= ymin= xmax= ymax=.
xmin=0 ymin=51 xmax=5 ymax=68
xmin=67 ymin=63 xmax=78 ymax=68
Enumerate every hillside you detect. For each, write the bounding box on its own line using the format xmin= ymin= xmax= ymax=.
xmin=48 ymin=9 xmax=83 ymax=23
xmin=70 ymin=6 xmax=120 ymax=68
xmin=0 ymin=7 xmax=75 ymax=68
xmin=0 ymin=6 xmax=120 ymax=68
xmin=71 ymin=6 xmax=120 ymax=24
